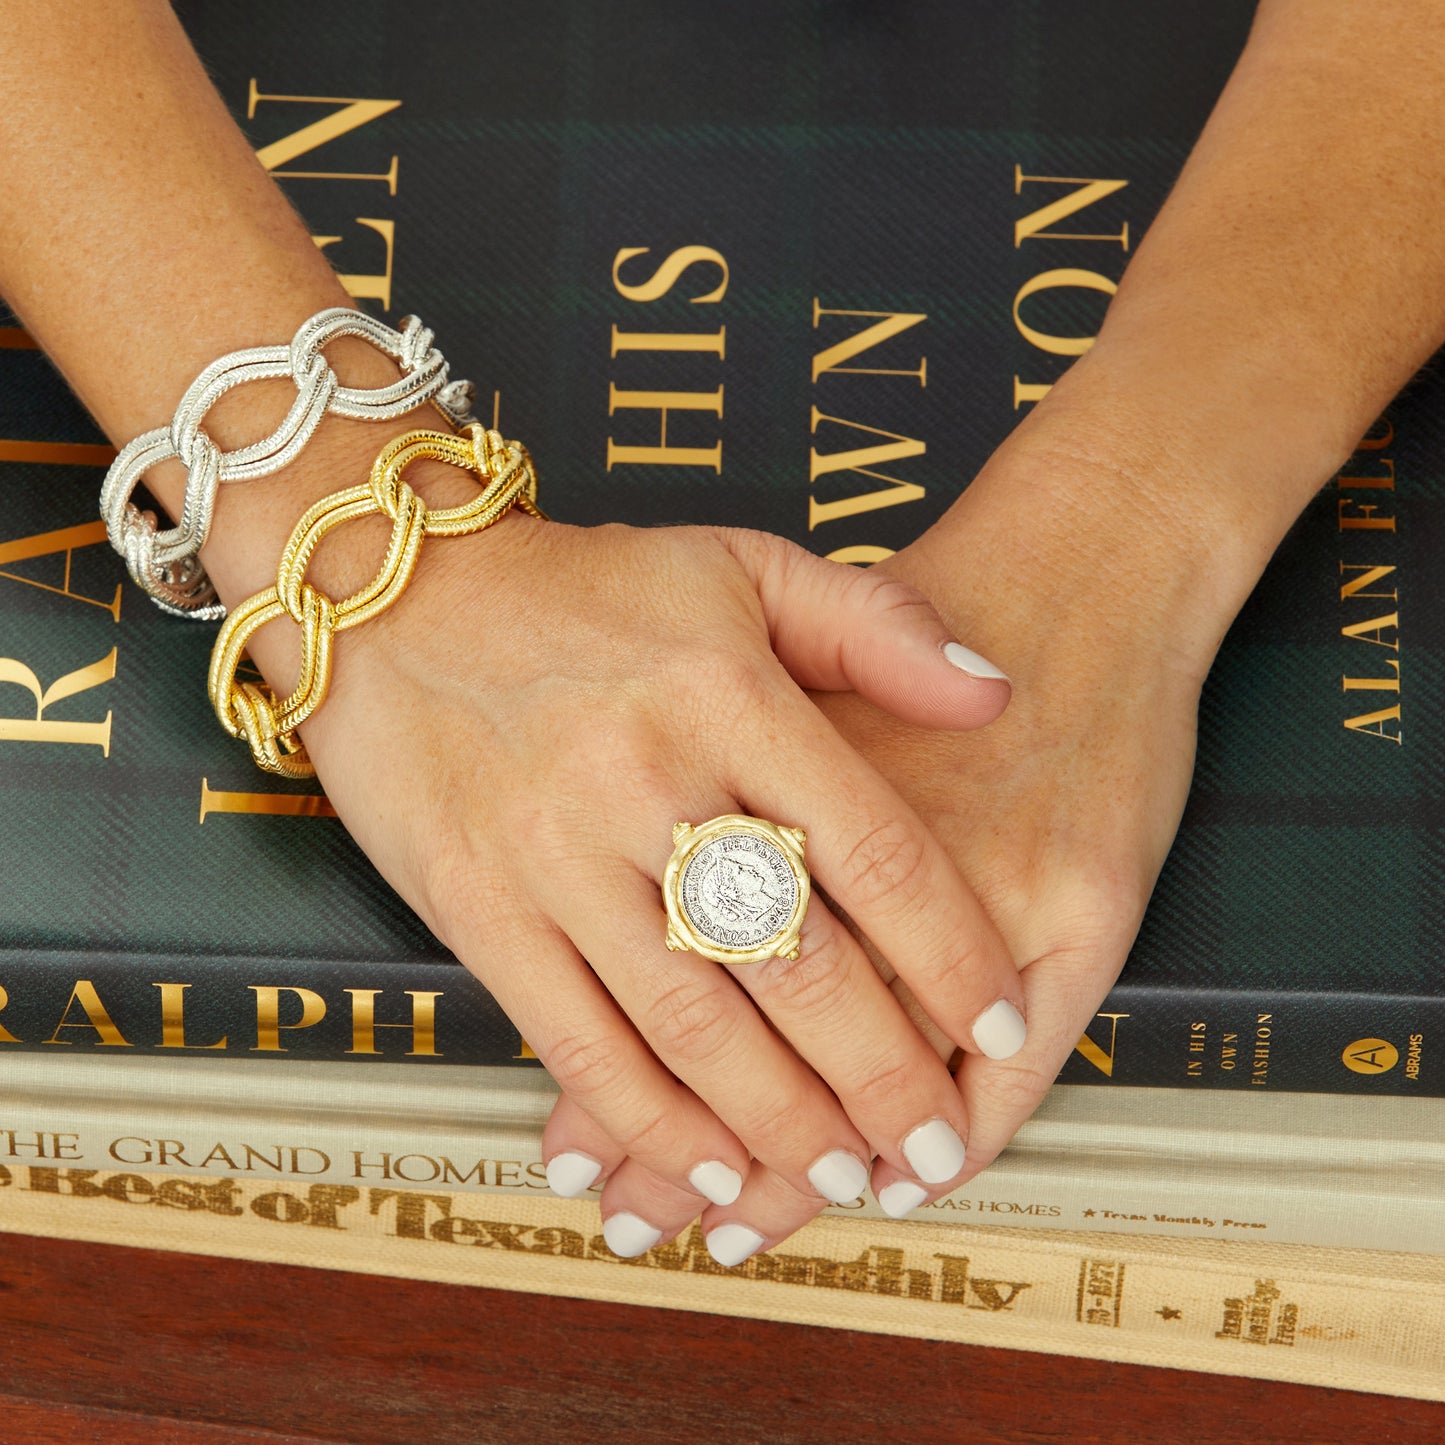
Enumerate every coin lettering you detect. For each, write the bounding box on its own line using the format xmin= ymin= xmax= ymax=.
xmin=679 ymin=833 xmax=799 ymax=951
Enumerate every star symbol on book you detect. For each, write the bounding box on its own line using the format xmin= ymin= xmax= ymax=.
xmin=1156 ymin=1306 xmax=1182 ymax=1321
xmin=1083 ymin=1209 xmax=1096 ymax=1218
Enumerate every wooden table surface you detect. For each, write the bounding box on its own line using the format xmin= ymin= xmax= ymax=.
xmin=0 ymin=1231 xmax=1440 ymax=1444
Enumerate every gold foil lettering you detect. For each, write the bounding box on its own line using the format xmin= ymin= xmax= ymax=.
xmin=198 ymin=777 xmax=337 ymax=822
xmin=0 ymin=985 xmax=22 ymax=1044
xmin=1072 ymin=1012 xmax=1129 ymax=1077
xmin=1014 ymin=169 xmax=1129 ymax=248
xmin=0 ymin=439 xmax=116 ymax=466
xmin=1338 ymin=459 xmax=1395 ymax=490
xmin=1342 ymin=659 xmax=1400 ymax=693
xmin=43 ymin=979 xmax=131 ymax=1047
xmin=1342 ymin=703 xmax=1402 ymax=743
xmin=606 ymin=383 xmax=724 ymax=471
xmin=1012 ymin=377 xmax=1053 ymax=409
xmin=0 ymin=648 xmax=116 ymax=754
xmin=313 ymin=217 xmax=396 ymax=308
xmin=1012 ymin=268 xmax=1117 ymax=356
xmin=249 ymin=986 xmax=327 ymax=1051
xmin=248 ymin=81 xmax=400 ymax=184
xmin=1338 ymin=499 xmax=1395 ymax=532
xmin=1340 ymin=613 xmax=1399 ymax=650
xmin=0 ymin=521 xmax=121 ymax=620
xmin=611 ymin=245 xmax=729 ymax=303
xmin=811 ymin=302 xmax=926 ymax=385
xmin=808 ymin=409 xmax=925 ymax=529
xmin=825 ymin=545 xmax=895 ymax=566
xmin=1339 ymin=563 xmax=1397 ymax=602
xmin=344 ymin=988 xmax=442 ymax=1056
xmin=153 ymin=982 xmax=228 ymax=1050
xmin=610 ymin=326 xmax=725 ymax=358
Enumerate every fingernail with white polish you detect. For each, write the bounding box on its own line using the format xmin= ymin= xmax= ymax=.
xmin=602 ymin=1211 xmax=663 ymax=1259
xmin=545 ymin=1151 xmax=603 ymax=1198
xmin=878 ymin=1179 xmax=930 ymax=1219
xmin=902 ymin=1118 xmax=967 ymax=1184
xmin=972 ymin=999 xmax=1028 ymax=1060
xmin=706 ymin=1222 xmax=767 ymax=1268
xmin=807 ymin=1149 xmax=870 ymax=1204
xmin=689 ymin=1159 xmax=744 ymax=1207
xmin=942 ymin=640 xmax=1009 ymax=682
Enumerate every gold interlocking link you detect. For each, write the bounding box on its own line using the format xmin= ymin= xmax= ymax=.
xmin=208 ymin=422 xmax=544 ymax=777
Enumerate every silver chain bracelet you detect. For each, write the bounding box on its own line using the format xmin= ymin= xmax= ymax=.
xmin=99 ymin=307 xmax=478 ymax=619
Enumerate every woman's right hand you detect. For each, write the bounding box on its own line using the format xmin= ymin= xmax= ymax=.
xmin=257 ymin=507 xmax=1023 ymax=1247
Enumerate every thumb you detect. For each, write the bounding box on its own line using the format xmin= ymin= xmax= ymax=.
xmin=717 ymin=528 xmax=1010 ymax=731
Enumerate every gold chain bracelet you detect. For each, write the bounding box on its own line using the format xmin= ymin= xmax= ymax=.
xmin=207 ymin=422 xmax=544 ymax=777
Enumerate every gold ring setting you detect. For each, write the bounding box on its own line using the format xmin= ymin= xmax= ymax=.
xmin=663 ymin=813 xmax=810 ymax=964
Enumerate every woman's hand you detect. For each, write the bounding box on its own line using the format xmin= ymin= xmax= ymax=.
xmin=535 ymin=0 xmax=1445 ymax=1259
xmin=537 ymin=385 xmax=1221 ymax=1258
xmin=263 ymin=502 xmax=1028 ymax=1247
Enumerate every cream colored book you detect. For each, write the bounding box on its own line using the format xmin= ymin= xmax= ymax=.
xmin=1 ymin=1160 xmax=1440 ymax=1402
xmin=2 ymin=1051 xmax=1440 ymax=1254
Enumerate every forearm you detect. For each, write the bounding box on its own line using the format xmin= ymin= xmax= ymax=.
xmin=913 ymin=0 xmax=1445 ymax=673
xmin=0 ymin=0 xmax=471 ymax=625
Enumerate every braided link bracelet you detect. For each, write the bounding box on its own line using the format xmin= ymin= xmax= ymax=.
xmin=100 ymin=308 xmax=479 ymax=621
xmin=207 ymin=422 xmax=543 ymax=777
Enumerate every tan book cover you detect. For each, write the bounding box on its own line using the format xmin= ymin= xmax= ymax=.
xmin=3 ymin=1051 xmax=1440 ymax=1254
xmin=1 ymin=1162 xmax=1440 ymax=1401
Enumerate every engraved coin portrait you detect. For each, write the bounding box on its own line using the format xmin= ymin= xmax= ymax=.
xmin=679 ymin=833 xmax=800 ymax=951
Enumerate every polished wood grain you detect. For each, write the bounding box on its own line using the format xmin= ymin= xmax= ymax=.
xmin=0 ymin=1232 xmax=1439 ymax=1444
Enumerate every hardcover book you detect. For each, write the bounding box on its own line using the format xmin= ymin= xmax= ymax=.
xmin=3 ymin=1149 xmax=1441 ymax=1402
xmin=0 ymin=0 xmax=1439 ymax=1096
xmin=4 ymin=1051 xmax=1439 ymax=1256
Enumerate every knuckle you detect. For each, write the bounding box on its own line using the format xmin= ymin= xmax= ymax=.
xmin=587 ymin=721 xmax=677 ymax=807
xmin=908 ymin=937 xmax=992 ymax=1020
xmin=977 ymin=1055 xmax=1056 ymax=1121
xmin=762 ymin=932 xmax=857 ymax=1016
xmin=861 ymin=574 xmax=936 ymax=625
xmin=543 ymin=1029 xmax=634 ymax=1104
xmin=838 ymin=814 xmax=931 ymax=913
xmin=421 ymin=835 xmax=503 ymax=948
xmin=512 ymin=712 xmax=675 ymax=859
xmin=698 ymin=648 xmax=774 ymax=721
xmin=846 ymin=1053 xmax=925 ymax=1118
xmin=642 ymin=976 xmax=740 ymax=1067
xmin=733 ymin=1087 xmax=812 ymax=1156
xmin=610 ymin=1103 xmax=683 ymax=1164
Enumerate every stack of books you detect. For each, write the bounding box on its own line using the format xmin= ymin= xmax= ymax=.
xmin=2 ymin=0 xmax=1440 ymax=1402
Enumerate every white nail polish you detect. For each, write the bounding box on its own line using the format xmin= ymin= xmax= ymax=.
xmin=878 ymin=1180 xmax=930 ymax=1219
xmin=807 ymin=1149 xmax=869 ymax=1204
xmin=602 ymin=1211 xmax=663 ymax=1259
xmin=972 ymin=999 xmax=1028 ymax=1060
xmin=545 ymin=1151 xmax=603 ymax=1198
xmin=942 ymin=640 xmax=1009 ymax=682
xmin=902 ymin=1119 xmax=967 ymax=1184
xmin=706 ymin=1222 xmax=766 ymax=1268
xmin=689 ymin=1159 xmax=744 ymax=1207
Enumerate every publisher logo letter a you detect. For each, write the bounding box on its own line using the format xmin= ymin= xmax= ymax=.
xmin=1341 ymin=1037 xmax=1399 ymax=1074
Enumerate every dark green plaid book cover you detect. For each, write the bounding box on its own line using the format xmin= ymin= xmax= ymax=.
xmin=0 ymin=1 xmax=1438 ymax=1094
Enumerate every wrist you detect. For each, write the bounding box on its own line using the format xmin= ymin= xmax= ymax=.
xmin=138 ymin=330 xmax=486 ymax=604
xmin=896 ymin=349 xmax=1337 ymax=694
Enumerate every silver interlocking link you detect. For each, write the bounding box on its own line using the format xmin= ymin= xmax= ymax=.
xmin=99 ymin=307 xmax=478 ymax=619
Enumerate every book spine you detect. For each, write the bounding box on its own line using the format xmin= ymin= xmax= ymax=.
xmin=0 ymin=951 xmax=529 ymax=1068
xmin=1 ymin=1168 xmax=1439 ymax=1400
xmin=5 ymin=951 xmax=1439 ymax=1099
xmin=1058 ymin=985 xmax=1440 ymax=1096
xmin=3 ymin=1087 xmax=1437 ymax=1255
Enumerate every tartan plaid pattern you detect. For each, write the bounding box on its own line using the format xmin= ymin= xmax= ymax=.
xmin=2 ymin=1 xmax=1439 ymax=1084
